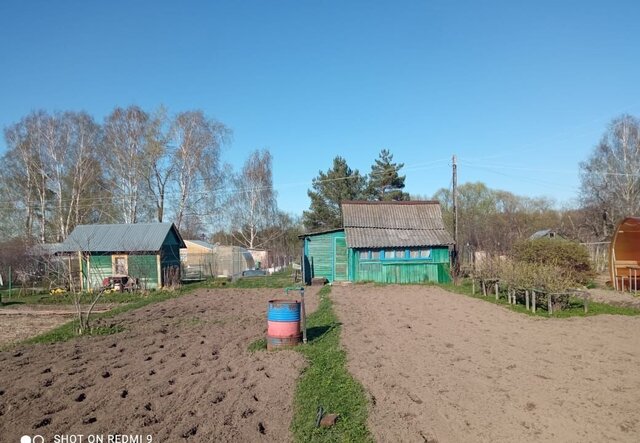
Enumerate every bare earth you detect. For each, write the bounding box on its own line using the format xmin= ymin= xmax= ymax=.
xmin=333 ymin=284 xmax=640 ymax=443
xmin=0 ymin=305 xmax=115 ymax=347
xmin=587 ymin=288 xmax=640 ymax=309
xmin=0 ymin=313 xmax=72 ymax=346
xmin=0 ymin=288 xmax=319 ymax=442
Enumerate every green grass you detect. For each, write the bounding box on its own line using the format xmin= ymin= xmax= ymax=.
xmin=0 ymin=288 xmax=167 ymax=307
xmin=291 ymin=286 xmax=372 ymax=443
xmin=439 ymin=280 xmax=640 ymax=318
xmin=247 ymin=337 xmax=267 ymax=352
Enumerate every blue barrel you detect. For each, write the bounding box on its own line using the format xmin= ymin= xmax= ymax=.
xmin=267 ymin=300 xmax=301 ymax=322
xmin=267 ymin=300 xmax=301 ymax=350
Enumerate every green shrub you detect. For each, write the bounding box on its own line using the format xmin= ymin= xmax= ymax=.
xmin=511 ymin=238 xmax=594 ymax=285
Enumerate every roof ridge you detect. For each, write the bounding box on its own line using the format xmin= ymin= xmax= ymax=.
xmin=341 ymin=200 xmax=440 ymax=205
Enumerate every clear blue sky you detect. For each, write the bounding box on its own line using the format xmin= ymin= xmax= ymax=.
xmin=1 ymin=1 xmax=639 ymax=216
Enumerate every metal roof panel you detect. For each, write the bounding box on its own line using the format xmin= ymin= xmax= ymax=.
xmin=60 ymin=223 xmax=185 ymax=252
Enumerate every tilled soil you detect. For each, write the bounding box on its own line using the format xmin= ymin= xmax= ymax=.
xmin=333 ymin=284 xmax=640 ymax=443
xmin=0 ymin=287 xmax=318 ymax=442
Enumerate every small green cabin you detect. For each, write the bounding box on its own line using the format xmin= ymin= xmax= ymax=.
xmin=301 ymin=201 xmax=454 ymax=284
xmin=60 ymin=223 xmax=186 ymax=290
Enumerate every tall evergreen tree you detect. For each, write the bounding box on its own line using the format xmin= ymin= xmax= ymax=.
xmin=303 ymin=156 xmax=366 ymax=230
xmin=367 ymin=149 xmax=409 ymax=201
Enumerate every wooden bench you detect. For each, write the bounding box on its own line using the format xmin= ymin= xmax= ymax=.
xmin=613 ymin=260 xmax=639 ymax=291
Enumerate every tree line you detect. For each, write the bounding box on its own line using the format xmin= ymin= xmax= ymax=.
xmin=0 ymin=106 xmax=294 ymax=254
xmin=302 ymin=114 xmax=640 ymax=256
xmin=2 ymin=106 xmax=637 ymax=264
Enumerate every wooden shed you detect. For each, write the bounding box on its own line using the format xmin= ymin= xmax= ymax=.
xmin=301 ymin=201 xmax=454 ymax=284
xmin=60 ymin=223 xmax=185 ymax=290
xmin=609 ymin=217 xmax=640 ymax=290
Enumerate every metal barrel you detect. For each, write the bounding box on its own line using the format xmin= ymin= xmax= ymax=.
xmin=267 ymin=299 xmax=301 ymax=350
xmin=267 ymin=299 xmax=301 ymax=322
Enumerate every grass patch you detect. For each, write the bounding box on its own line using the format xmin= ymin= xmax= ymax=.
xmin=0 ymin=288 xmax=168 ymax=307
xmin=22 ymin=321 xmax=126 ymax=346
xmin=248 ymin=337 xmax=267 ymax=353
xmin=439 ymin=280 xmax=640 ymax=318
xmin=291 ymin=286 xmax=372 ymax=442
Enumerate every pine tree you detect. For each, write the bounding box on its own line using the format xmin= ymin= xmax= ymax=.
xmin=367 ymin=149 xmax=409 ymax=201
xmin=303 ymin=156 xmax=367 ymax=230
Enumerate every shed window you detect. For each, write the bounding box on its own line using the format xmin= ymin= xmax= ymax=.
xmin=371 ymin=250 xmax=380 ymax=259
xmin=384 ymin=249 xmax=408 ymax=259
xmin=410 ymin=250 xmax=420 ymax=258
xmin=359 ymin=250 xmax=369 ymax=260
xmin=113 ymin=255 xmax=128 ymax=275
xmin=421 ymin=249 xmax=432 ymax=259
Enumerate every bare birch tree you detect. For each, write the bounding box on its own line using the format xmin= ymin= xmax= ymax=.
xmin=580 ymin=114 xmax=640 ymax=237
xmin=170 ymin=110 xmax=228 ymax=230
xmin=230 ymin=149 xmax=277 ymax=249
xmin=102 ymin=106 xmax=153 ymax=223
xmin=144 ymin=107 xmax=173 ymax=222
xmin=2 ymin=111 xmax=51 ymax=242
xmin=2 ymin=119 xmax=37 ymax=239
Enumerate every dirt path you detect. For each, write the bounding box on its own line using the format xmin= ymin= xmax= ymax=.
xmin=0 ymin=287 xmax=319 ymax=442
xmin=333 ymin=284 xmax=640 ymax=443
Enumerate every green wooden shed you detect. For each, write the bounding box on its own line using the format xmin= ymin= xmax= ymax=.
xmin=301 ymin=201 xmax=454 ymax=284
xmin=60 ymin=222 xmax=186 ymax=290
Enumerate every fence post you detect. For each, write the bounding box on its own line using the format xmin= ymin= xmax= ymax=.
xmin=532 ymin=291 xmax=536 ymax=313
xmin=583 ymin=292 xmax=588 ymax=314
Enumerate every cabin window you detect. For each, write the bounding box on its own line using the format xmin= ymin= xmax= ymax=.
xmin=112 ymin=255 xmax=128 ymax=275
xmin=383 ymin=249 xmax=408 ymax=259
xmin=371 ymin=250 xmax=380 ymax=259
xmin=421 ymin=249 xmax=432 ymax=259
xmin=410 ymin=250 xmax=420 ymax=258
xmin=359 ymin=250 xmax=369 ymax=260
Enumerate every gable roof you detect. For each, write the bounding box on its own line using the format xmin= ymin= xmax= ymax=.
xmin=184 ymin=239 xmax=218 ymax=250
xmin=529 ymin=229 xmax=565 ymax=240
xmin=341 ymin=201 xmax=454 ymax=248
xmin=60 ymin=223 xmax=186 ymax=252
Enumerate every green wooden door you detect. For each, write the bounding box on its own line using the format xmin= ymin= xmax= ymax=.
xmin=334 ymin=237 xmax=348 ymax=281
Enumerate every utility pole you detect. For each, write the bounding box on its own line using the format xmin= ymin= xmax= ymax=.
xmin=452 ymin=154 xmax=459 ymax=283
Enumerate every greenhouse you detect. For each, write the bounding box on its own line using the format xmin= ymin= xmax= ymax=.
xmin=181 ymin=240 xmax=255 ymax=280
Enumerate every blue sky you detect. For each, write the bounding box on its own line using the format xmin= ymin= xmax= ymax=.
xmin=1 ymin=1 xmax=639 ymax=216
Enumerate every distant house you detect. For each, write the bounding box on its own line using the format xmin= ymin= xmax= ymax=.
xmin=180 ymin=240 xmax=255 ymax=280
xmin=300 ymin=201 xmax=455 ymax=284
xmin=529 ymin=229 xmax=565 ymax=240
xmin=60 ymin=223 xmax=185 ymax=290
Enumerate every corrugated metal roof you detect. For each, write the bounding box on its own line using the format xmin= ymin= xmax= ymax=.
xmin=346 ymin=227 xmax=453 ymax=248
xmin=342 ymin=201 xmax=453 ymax=248
xmin=60 ymin=223 xmax=185 ymax=252
xmin=342 ymin=201 xmax=446 ymax=230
